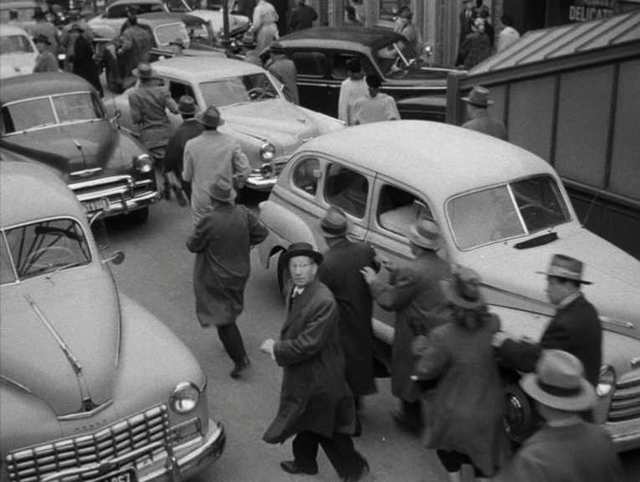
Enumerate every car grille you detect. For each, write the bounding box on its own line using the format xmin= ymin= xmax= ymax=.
xmin=608 ymin=377 xmax=640 ymax=422
xmin=5 ymin=405 xmax=169 ymax=482
xmin=68 ymin=175 xmax=155 ymax=212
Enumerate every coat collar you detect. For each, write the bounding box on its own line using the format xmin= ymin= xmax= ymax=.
xmin=282 ymin=279 xmax=319 ymax=332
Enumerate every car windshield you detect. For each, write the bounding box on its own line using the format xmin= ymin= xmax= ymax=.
xmin=199 ymin=73 xmax=279 ymax=107
xmin=447 ymin=175 xmax=571 ymax=249
xmin=2 ymin=218 xmax=92 ymax=282
xmin=374 ymin=40 xmax=417 ymax=76
xmin=154 ymin=23 xmax=189 ymax=46
xmin=0 ymin=34 xmax=34 ymax=54
xmin=1 ymin=92 xmax=103 ymax=133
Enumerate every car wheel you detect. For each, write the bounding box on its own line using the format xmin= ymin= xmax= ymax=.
xmin=503 ymin=382 xmax=538 ymax=446
xmin=276 ymin=250 xmax=290 ymax=300
xmin=126 ymin=207 xmax=149 ymax=224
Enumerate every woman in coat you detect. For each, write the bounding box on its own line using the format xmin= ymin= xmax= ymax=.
xmin=261 ymin=243 xmax=369 ymax=482
xmin=68 ymin=24 xmax=103 ymax=97
xmin=412 ymin=266 xmax=509 ymax=481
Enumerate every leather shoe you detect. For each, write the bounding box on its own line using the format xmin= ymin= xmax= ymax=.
xmin=230 ymin=357 xmax=250 ymax=379
xmin=280 ymin=460 xmax=318 ymax=475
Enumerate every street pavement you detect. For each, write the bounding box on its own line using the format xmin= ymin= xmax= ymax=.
xmin=101 ymin=195 xmax=640 ymax=482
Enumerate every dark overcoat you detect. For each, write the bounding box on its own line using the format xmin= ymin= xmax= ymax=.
xmin=72 ymin=35 xmax=103 ymax=96
xmin=497 ymin=294 xmax=602 ymax=386
xmin=186 ymin=203 xmax=268 ymax=327
xmin=318 ymin=238 xmax=378 ymax=396
xmin=369 ymin=251 xmax=451 ymax=402
xmin=462 ymin=112 xmax=507 ymax=140
xmin=263 ymin=280 xmax=356 ymax=444
xmin=413 ymin=313 xmax=509 ymax=476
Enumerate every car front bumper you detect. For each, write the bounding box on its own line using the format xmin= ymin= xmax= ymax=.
xmin=245 ymin=157 xmax=289 ymax=191
xmin=605 ymin=418 xmax=640 ymax=452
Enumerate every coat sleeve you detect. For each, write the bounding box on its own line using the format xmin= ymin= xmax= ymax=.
xmin=496 ymin=337 xmax=541 ymax=374
xmin=412 ymin=330 xmax=450 ymax=381
xmin=369 ymin=266 xmax=418 ymax=311
xmin=246 ymin=208 xmax=269 ymax=246
xmin=186 ymin=217 xmax=210 ymax=253
xmin=231 ymin=145 xmax=251 ymax=185
xmin=163 ymin=90 xmax=179 ymax=114
xmin=274 ymin=298 xmax=336 ymax=366
xmin=129 ymin=92 xmax=142 ymax=126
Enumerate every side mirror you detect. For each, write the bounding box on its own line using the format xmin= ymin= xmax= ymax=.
xmin=103 ymin=250 xmax=125 ymax=265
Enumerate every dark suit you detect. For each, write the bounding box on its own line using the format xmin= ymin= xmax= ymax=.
xmin=289 ymin=3 xmax=317 ymax=31
xmin=497 ymin=294 xmax=602 ymax=386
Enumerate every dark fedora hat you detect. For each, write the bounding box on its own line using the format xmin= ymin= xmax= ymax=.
xmin=33 ymin=34 xmax=51 ymax=45
xmin=177 ymin=95 xmax=198 ymax=115
xmin=407 ymin=219 xmax=441 ymax=251
xmin=320 ymin=206 xmax=348 ymax=238
xmin=462 ymin=85 xmax=494 ymax=108
xmin=281 ymin=242 xmax=323 ymax=266
xmin=536 ymin=254 xmax=592 ymax=284
xmin=440 ymin=266 xmax=485 ymax=310
xmin=197 ymin=105 xmax=225 ymax=128
xmin=209 ymin=177 xmax=236 ymax=203
xmin=132 ymin=62 xmax=156 ymax=79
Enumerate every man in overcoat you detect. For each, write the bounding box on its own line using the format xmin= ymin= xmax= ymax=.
xmin=261 ymin=242 xmax=370 ymax=481
xmin=494 ymin=350 xmax=623 ymax=481
xmin=262 ymin=43 xmax=299 ymax=104
xmin=317 ymin=207 xmax=379 ymax=420
xmin=187 ymin=178 xmax=268 ymax=379
xmin=494 ymin=254 xmax=602 ymax=387
xmin=361 ymin=219 xmax=451 ymax=434
xmin=461 ymin=85 xmax=507 ymax=140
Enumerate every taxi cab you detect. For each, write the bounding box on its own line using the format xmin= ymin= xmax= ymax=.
xmin=257 ymin=120 xmax=640 ymax=450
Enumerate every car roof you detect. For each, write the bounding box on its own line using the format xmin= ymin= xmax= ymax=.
xmin=152 ymin=55 xmax=264 ymax=82
xmin=299 ymin=120 xmax=557 ymax=202
xmin=279 ymin=26 xmax=405 ymax=50
xmin=0 ymin=24 xmax=30 ymax=36
xmin=0 ymin=161 xmax=85 ymax=228
xmin=1 ymin=72 xmax=93 ymax=104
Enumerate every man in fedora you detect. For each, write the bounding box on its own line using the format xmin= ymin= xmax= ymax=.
xmin=164 ymin=95 xmax=203 ymax=205
xmin=261 ymin=242 xmax=370 ymax=481
xmin=317 ymin=207 xmax=379 ymax=427
xmin=495 ymin=350 xmax=623 ymax=481
xmin=187 ymin=177 xmax=268 ymax=379
xmin=33 ymin=34 xmax=59 ymax=73
xmin=182 ymin=105 xmax=251 ymax=226
xmin=461 ymin=85 xmax=507 ymax=140
xmin=361 ymin=219 xmax=451 ymax=433
xmin=494 ymin=254 xmax=602 ymax=387
xmin=129 ymin=62 xmax=179 ymax=200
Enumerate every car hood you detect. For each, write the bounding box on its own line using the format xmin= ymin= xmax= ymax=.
xmin=0 ymin=120 xmax=120 ymax=175
xmin=460 ymin=225 xmax=640 ymax=338
xmin=0 ymin=53 xmax=37 ymax=78
xmin=220 ymin=99 xmax=321 ymax=147
xmin=0 ymin=267 xmax=120 ymax=416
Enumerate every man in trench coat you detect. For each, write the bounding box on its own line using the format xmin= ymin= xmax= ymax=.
xmin=361 ymin=219 xmax=451 ymax=434
xmin=317 ymin=207 xmax=378 ymax=421
xmin=187 ymin=177 xmax=268 ymax=378
xmin=261 ymin=242 xmax=370 ymax=481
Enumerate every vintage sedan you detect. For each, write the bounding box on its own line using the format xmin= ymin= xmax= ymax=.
xmin=276 ymin=27 xmax=458 ymax=121
xmin=0 ymin=160 xmax=225 ymax=482
xmin=0 ymin=25 xmax=37 ymax=79
xmin=0 ymin=72 xmax=159 ymax=223
xmin=112 ymin=55 xmax=344 ymax=190
xmin=257 ymin=120 xmax=640 ymax=450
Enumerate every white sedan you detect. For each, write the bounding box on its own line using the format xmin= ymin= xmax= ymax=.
xmin=112 ymin=55 xmax=344 ymax=190
xmin=0 ymin=25 xmax=37 ymax=78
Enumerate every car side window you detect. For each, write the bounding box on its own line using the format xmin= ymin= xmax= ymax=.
xmin=106 ymin=5 xmax=128 ymax=17
xmin=168 ymin=81 xmax=195 ymax=104
xmin=291 ymin=51 xmax=327 ymax=78
xmin=377 ymin=184 xmax=433 ymax=237
xmin=324 ymin=164 xmax=368 ymax=219
xmin=330 ymin=52 xmax=374 ymax=80
xmin=292 ymin=157 xmax=320 ymax=196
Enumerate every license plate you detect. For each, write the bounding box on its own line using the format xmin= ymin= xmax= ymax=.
xmin=82 ymin=198 xmax=109 ymax=213
xmin=94 ymin=468 xmax=137 ymax=482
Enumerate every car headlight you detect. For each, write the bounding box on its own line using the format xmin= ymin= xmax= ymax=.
xmin=133 ymin=153 xmax=153 ymax=173
xmin=597 ymin=364 xmax=616 ymax=397
xmin=170 ymin=381 xmax=200 ymax=414
xmin=260 ymin=142 xmax=276 ymax=161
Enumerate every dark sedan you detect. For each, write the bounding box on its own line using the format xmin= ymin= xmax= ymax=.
xmin=0 ymin=72 xmax=159 ymax=223
xmin=277 ymin=26 xmax=459 ymax=121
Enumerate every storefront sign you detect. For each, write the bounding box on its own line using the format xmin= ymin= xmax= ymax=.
xmin=546 ymin=0 xmax=616 ymax=26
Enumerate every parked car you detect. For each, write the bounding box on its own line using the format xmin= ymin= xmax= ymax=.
xmin=0 ymin=72 xmax=160 ymax=223
xmin=276 ymin=27 xmax=459 ymax=121
xmin=0 ymin=24 xmax=37 ymax=78
xmin=0 ymin=160 xmax=226 ymax=482
xmin=257 ymin=120 xmax=640 ymax=450
xmin=111 ymin=55 xmax=345 ymax=190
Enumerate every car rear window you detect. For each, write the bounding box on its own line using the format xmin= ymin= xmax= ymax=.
xmin=291 ymin=51 xmax=327 ymax=77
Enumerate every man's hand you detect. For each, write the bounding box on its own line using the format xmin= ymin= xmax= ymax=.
xmin=360 ymin=266 xmax=377 ymax=284
xmin=260 ymin=338 xmax=275 ymax=360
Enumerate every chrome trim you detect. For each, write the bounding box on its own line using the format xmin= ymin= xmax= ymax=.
xmin=631 ymin=357 xmax=640 ymax=370
xmin=70 ymin=167 xmax=104 ymax=178
xmin=68 ymin=174 xmax=133 ymax=190
xmin=57 ymin=400 xmax=114 ymax=421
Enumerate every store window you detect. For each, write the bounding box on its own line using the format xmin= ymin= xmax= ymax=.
xmin=324 ymin=164 xmax=369 ymax=218
xmin=377 ymin=184 xmax=432 ymax=236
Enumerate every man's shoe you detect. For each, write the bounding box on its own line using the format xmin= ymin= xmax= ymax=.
xmin=280 ymin=460 xmax=318 ymax=475
xmin=391 ymin=409 xmax=423 ymax=435
xmin=230 ymin=357 xmax=250 ymax=379
xmin=343 ymin=458 xmax=370 ymax=481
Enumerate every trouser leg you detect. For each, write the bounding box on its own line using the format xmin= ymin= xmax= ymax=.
xmin=319 ymin=433 xmax=368 ymax=480
xmin=402 ymin=399 xmax=423 ymax=425
xmin=216 ymin=323 xmax=247 ymax=363
xmin=291 ymin=431 xmax=320 ymax=469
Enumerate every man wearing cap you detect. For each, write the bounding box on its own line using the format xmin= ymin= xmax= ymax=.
xmin=187 ymin=177 xmax=268 ymax=379
xmin=361 ymin=219 xmax=451 ymax=433
xmin=164 ymin=95 xmax=203 ymax=204
xmin=68 ymin=24 xmax=103 ymax=96
xmin=261 ymin=242 xmax=370 ymax=481
xmin=338 ymin=58 xmax=368 ymax=125
xmin=350 ymin=74 xmax=400 ymax=126
xmin=263 ymin=43 xmax=299 ymax=104
xmin=182 ymin=105 xmax=251 ymax=226
xmin=33 ymin=34 xmax=59 ymax=73
xmin=317 ymin=207 xmax=379 ymax=425
xmin=495 ymin=254 xmax=603 ymax=388
xmin=461 ymin=85 xmax=507 ymax=140
xmin=495 ymin=350 xmax=623 ymax=481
